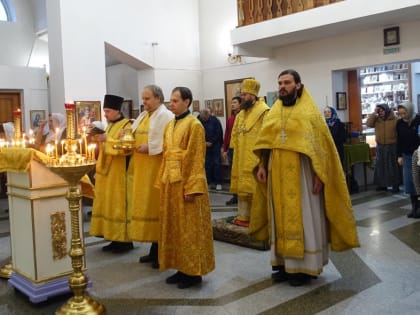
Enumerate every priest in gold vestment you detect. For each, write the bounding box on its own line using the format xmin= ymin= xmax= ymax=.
xmin=127 ymin=85 xmax=173 ymax=268
xmin=230 ymin=78 xmax=269 ymax=227
xmin=253 ymin=70 xmax=359 ymax=286
xmin=158 ymin=87 xmax=215 ymax=289
xmin=90 ymin=94 xmax=134 ymax=253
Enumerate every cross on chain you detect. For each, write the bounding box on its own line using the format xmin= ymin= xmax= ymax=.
xmin=279 ymin=129 xmax=287 ymax=143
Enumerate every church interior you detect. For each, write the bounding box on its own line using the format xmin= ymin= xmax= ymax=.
xmin=1 ymin=0 xmax=420 ymax=314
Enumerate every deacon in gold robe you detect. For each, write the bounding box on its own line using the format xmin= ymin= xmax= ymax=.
xmin=253 ymin=69 xmax=360 ymax=286
xmin=230 ymin=78 xmax=269 ymax=227
xmin=158 ymin=87 xmax=215 ymax=289
xmin=127 ymin=85 xmax=173 ymax=268
xmin=89 ymin=94 xmax=134 ymax=253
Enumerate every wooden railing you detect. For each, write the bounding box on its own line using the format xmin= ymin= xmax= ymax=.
xmin=237 ymin=0 xmax=343 ymax=27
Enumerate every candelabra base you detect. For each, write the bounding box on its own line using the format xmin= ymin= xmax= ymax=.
xmin=0 ymin=262 xmax=13 ymax=279
xmin=55 ymin=295 xmax=105 ymax=315
xmin=8 ymin=272 xmax=86 ymax=303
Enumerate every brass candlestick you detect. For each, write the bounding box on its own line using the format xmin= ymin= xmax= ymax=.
xmin=48 ymin=159 xmax=104 ymax=315
xmin=46 ymin=102 xmax=104 ymax=314
xmin=0 ymin=261 xmax=13 ymax=279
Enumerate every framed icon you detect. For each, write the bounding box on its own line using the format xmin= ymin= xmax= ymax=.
xmin=336 ymin=92 xmax=347 ymax=110
xmin=121 ymin=100 xmax=133 ymax=119
xmin=29 ymin=110 xmax=46 ymax=131
xmin=224 ymin=77 xmax=252 ymax=123
xmin=212 ymin=98 xmax=224 ymax=117
xmin=74 ymin=101 xmax=101 ymax=136
xmin=192 ymin=100 xmax=200 ymax=112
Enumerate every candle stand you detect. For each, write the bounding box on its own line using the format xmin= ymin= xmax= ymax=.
xmin=47 ymin=145 xmax=104 ymax=315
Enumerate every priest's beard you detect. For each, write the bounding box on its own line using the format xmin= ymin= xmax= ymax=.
xmin=241 ymin=99 xmax=255 ymax=110
xmin=279 ymin=88 xmax=298 ymax=106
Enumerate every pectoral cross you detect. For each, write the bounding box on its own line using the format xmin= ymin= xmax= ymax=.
xmin=280 ymin=129 xmax=287 ymax=143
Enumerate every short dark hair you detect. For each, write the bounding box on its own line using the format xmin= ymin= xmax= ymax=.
xmin=278 ymin=69 xmax=304 ymax=97
xmin=278 ymin=69 xmax=302 ymax=84
xmin=172 ymin=87 xmax=193 ymax=107
xmin=232 ymin=96 xmax=241 ymax=103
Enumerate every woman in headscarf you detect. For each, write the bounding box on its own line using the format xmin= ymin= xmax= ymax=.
xmin=324 ymin=106 xmax=346 ymax=163
xmin=33 ymin=113 xmax=67 ymax=153
xmin=366 ymin=103 xmax=400 ymax=192
xmin=396 ymin=101 xmax=420 ymax=218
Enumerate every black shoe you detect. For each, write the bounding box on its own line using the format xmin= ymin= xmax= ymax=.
xmin=272 ymin=270 xmax=288 ymax=282
xmin=166 ymin=271 xmax=186 ymax=284
xmin=139 ymin=243 xmax=158 ymax=264
xmin=139 ymin=254 xmax=153 ymax=263
xmin=271 ymin=266 xmax=288 ymax=282
xmin=407 ymin=211 xmax=414 ymax=218
xmin=102 ymin=241 xmax=117 ymax=252
xmin=288 ymin=273 xmax=312 ymax=287
xmin=226 ymin=196 xmax=238 ymax=205
xmin=112 ymin=242 xmax=134 ymax=253
xmin=177 ymin=275 xmax=202 ymax=289
xmin=376 ymin=186 xmax=388 ymax=191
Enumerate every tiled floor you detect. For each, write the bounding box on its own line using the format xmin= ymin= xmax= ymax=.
xmin=0 ymin=186 xmax=420 ymax=314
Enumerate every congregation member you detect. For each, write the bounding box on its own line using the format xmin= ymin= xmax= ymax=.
xmin=127 ymin=85 xmax=173 ymax=268
xmin=396 ymin=101 xmax=420 ymax=218
xmin=198 ymin=107 xmax=223 ymax=191
xmin=222 ymin=96 xmax=241 ymax=205
xmin=158 ymin=86 xmax=215 ymax=289
xmin=366 ymin=103 xmax=400 ymax=192
xmin=89 ymin=94 xmax=134 ymax=253
xmin=34 ymin=113 xmax=67 ymax=153
xmin=324 ymin=105 xmax=346 ymax=164
xmin=252 ymin=69 xmax=359 ymax=286
xmin=229 ymin=78 xmax=269 ymax=227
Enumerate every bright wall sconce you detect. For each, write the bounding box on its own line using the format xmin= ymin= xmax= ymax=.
xmin=228 ymin=53 xmax=242 ymax=64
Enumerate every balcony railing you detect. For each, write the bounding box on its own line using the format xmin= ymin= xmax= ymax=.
xmin=237 ymin=0 xmax=343 ymax=27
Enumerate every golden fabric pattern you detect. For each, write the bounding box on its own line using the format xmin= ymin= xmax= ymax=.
xmin=90 ymin=118 xmax=132 ymax=242
xmin=0 ymin=148 xmax=50 ymax=172
xmin=127 ymin=114 xmax=162 ymax=241
xmin=230 ymin=99 xmax=269 ymax=196
xmin=252 ymin=88 xmax=359 ymax=252
xmin=271 ymin=150 xmax=304 ymax=258
xmin=158 ymin=115 xmax=215 ymax=276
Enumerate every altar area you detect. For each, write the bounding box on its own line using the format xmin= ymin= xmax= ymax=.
xmin=0 ymin=148 xmax=85 ymax=303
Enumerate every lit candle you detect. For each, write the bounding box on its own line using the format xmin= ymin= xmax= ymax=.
xmin=61 ymin=139 xmax=65 ymax=154
xmin=92 ymin=143 xmax=96 ymax=160
xmin=78 ymin=139 xmax=82 ymax=154
xmin=29 ymin=129 xmax=34 ymax=144
xmin=55 ymin=140 xmax=58 ymax=159
xmin=82 ymin=126 xmax=88 ymax=157
xmin=88 ymin=144 xmax=93 ymax=161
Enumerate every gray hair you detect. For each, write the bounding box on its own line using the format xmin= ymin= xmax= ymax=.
xmin=143 ymin=84 xmax=165 ymax=103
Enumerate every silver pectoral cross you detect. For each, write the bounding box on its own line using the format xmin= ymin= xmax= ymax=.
xmin=280 ymin=129 xmax=287 ymax=143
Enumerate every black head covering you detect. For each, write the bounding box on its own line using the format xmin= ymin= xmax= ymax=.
xmin=103 ymin=94 xmax=124 ymax=111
